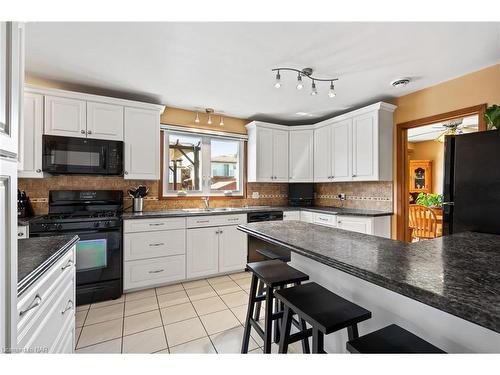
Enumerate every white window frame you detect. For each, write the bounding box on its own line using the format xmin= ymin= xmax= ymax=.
xmin=162 ymin=130 xmax=245 ymax=197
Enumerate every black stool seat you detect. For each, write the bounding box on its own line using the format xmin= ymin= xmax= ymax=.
xmin=246 ymin=260 xmax=309 ymax=287
xmin=346 ymin=324 xmax=446 ymax=354
xmin=275 ymin=282 xmax=371 ymax=334
xmin=256 ymin=248 xmax=289 ymax=262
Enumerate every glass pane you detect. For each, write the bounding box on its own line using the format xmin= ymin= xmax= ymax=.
xmin=51 ymin=149 xmax=99 ymax=167
xmin=76 ymin=239 xmax=107 ymax=272
xmin=168 ymin=133 xmax=202 ymax=192
xmin=210 ymin=139 xmax=239 ymax=192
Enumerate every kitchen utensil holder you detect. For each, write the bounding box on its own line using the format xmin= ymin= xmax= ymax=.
xmin=133 ymin=197 xmax=144 ymax=212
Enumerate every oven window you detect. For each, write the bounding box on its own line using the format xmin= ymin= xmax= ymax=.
xmin=50 ymin=149 xmax=101 ymax=167
xmin=76 ymin=239 xmax=108 ymax=271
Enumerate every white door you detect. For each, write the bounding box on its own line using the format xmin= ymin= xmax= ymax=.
xmin=44 ymin=95 xmax=87 ymax=138
xmin=337 ymin=216 xmax=373 ymax=234
xmin=186 ymin=227 xmax=219 ymax=278
xmin=218 ymin=225 xmax=247 ymax=273
xmin=272 ymin=129 xmax=289 ymax=182
xmin=86 ymin=101 xmax=124 ymax=141
xmin=352 ymin=112 xmax=377 ymax=181
xmin=331 ymin=119 xmax=352 ymax=181
xmin=289 ymin=129 xmax=313 ymax=182
xmin=123 ymin=107 xmax=160 ymax=180
xmin=313 ymin=125 xmax=331 ymax=182
xmin=19 ymin=93 xmax=44 ymax=178
xmin=256 ymin=127 xmax=273 ymax=181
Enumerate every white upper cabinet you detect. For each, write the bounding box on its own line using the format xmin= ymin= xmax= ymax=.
xmin=289 ymin=129 xmax=313 ymax=182
xmin=124 ymin=107 xmax=160 ymax=180
xmin=44 ymin=95 xmax=87 ymax=138
xmin=247 ymin=122 xmax=289 ymax=182
xmin=331 ymin=119 xmax=352 ymax=181
xmin=86 ymin=101 xmax=124 ymax=141
xmin=313 ymin=124 xmax=331 ymax=182
xmin=19 ymin=92 xmax=44 ymax=178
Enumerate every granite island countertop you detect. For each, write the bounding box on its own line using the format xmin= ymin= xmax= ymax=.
xmin=18 ymin=235 xmax=79 ymax=296
xmin=121 ymin=206 xmax=392 ymax=219
xmin=238 ymin=221 xmax=500 ymax=333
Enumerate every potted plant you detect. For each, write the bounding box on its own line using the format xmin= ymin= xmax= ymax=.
xmin=415 ymin=192 xmax=443 ymax=208
xmin=485 ymin=105 xmax=500 ymax=130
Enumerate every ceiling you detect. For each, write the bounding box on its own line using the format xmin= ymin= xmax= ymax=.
xmin=407 ymin=115 xmax=479 ymax=142
xmin=25 ymin=22 xmax=500 ymax=124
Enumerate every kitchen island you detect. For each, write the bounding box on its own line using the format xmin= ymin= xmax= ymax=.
xmin=238 ymin=221 xmax=500 ymax=353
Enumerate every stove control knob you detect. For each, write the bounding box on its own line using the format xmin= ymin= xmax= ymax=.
xmin=56 ymin=224 xmax=63 ymax=231
xmin=94 ymin=222 xmax=100 ymax=228
xmin=104 ymin=221 xmax=111 ymax=227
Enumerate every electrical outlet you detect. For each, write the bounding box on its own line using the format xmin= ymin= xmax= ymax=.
xmin=338 ymin=193 xmax=346 ymax=201
xmin=252 ymin=192 xmax=260 ymax=199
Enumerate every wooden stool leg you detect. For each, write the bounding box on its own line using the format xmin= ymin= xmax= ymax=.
xmin=263 ymin=285 xmax=274 ymax=354
xmin=278 ymin=306 xmax=293 ymax=354
xmin=347 ymin=324 xmax=359 ymax=341
xmin=241 ymin=274 xmax=259 ymax=354
xmin=300 ymin=318 xmax=311 ymax=353
xmin=273 ymin=285 xmax=282 ymax=344
xmin=312 ymin=327 xmax=324 ymax=354
xmin=253 ymin=280 xmax=264 ymax=321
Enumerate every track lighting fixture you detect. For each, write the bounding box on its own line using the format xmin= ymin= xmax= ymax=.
xmin=272 ymin=67 xmax=338 ymax=98
xmin=194 ymin=108 xmax=226 ymax=126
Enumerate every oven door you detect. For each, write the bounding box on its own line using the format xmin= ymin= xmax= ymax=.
xmin=42 ymin=135 xmax=109 ymax=174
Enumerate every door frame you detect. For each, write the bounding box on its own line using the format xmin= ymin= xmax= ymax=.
xmin=395 ymin=104 xmax=487 ymax=241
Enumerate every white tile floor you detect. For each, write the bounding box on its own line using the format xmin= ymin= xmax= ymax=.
xmin=75 ymin=271 xmax=303 ymax=354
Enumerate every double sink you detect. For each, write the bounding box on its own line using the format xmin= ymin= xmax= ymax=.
xmin=181 ymin=206 xmax=270 ymax=213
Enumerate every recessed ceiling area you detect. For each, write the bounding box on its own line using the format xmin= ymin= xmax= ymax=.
xmin=407 ymin=115 xmax=479 ymax=143
xmin=25 ymin=22 xmax=500 ymax=124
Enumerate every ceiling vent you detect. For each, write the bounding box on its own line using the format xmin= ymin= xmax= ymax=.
xmin=390 ymin=78 xmax=411 ymax=88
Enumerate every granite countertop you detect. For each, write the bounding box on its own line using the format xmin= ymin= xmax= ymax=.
xmin=121 ymin=206 xmax=392 ymax=220
xmin=238 ymin=221 xmax=500 ymax=333
xmin=18 ymin=235 xmax=79 ymax=296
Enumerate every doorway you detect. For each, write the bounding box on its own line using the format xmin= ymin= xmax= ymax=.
xmin=395 ymin=104 xmax=487 ymax=242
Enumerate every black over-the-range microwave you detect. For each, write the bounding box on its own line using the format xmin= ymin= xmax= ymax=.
xmin=42 ymin=135 xmax=124 ymax=175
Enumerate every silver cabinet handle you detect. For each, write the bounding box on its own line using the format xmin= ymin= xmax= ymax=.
xmin=149 ymin=242 xmax=164 ymax=247
xmin=18 ymin=232 xmax=23 ymax=237
xmin=87 ymin=130 xmax=92 ymax=135
xmin=337 ymin=220 xmax=342 ymax=224
xmin=227 ymin=218 xmax=239 ymax=221
xmin=318 ymin=217 xmax=328 ymax=221
xmin=19 ymin=294 xmax=42 ymax=316
xmin=219 ymin=230 xmax=223 ymax=234
xmin=149 ymin=269 xmax=164 ymax=274
xmin=36 ymin=169 xmax=41 ymax=173
xmin=124 ymin=171 xmax=128 ymax=175
xmin=80 ymin=129 xmax=85 ymax=134
xmin=61 ymin=259 xmax=73 ymax=271
xmin=196 ymin=220 xmax=210 ymax=223
xmin=149 ymin=223 xmax=165 ymax=226
xmin=61 ymin=300 xmax=74 ymax=315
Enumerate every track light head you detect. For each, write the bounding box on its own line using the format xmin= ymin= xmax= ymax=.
xmin=274 ymin=70 xmax=281 ymax=88
xmin=296 ymin=73 xmax=303 ymax=90
xmin=328 ymin=82 xmax=336 ymax=98
xmin=194 ymin=112 xmax=200 ymax=123
xmin=311 ymin=80 xmax=318 ymax=96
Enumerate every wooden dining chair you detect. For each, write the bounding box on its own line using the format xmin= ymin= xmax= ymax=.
xmin=408 ymin=205 xmax=438 ymax=241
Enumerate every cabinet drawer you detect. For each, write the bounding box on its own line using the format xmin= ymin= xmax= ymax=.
xmin=283 ymin=211 xmax=300 ymax=221
xmin=124 ymin=229 xmax=185 ymax=261
xmin=312 ymin=212 xmax=337 ymax=227
xmin=300 ymin=211 xmax=313 ymax=223
xmin=124 ymin=217 xmax=186 ymax=233
xmin=18 ymin=272 xmax=75 ymax=352
xmin=124 ymin=255 xmax=186 ymax=291
xmin=337 ymin=215 xmax=373 ymax=235
xmin=18 ymin=248 xmax=75 ymax=331
xmin=186 ymin=214 xmax=246 ymax=228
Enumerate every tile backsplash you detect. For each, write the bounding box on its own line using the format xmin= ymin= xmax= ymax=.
xmin=17 ymin=176 xmax=289 ymax=215
xmin=18 ymin=176 xmax=392 ymax=215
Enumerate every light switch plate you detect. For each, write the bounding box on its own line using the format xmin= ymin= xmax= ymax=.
xmin=252 ymin=192 xmax=260 ymax=199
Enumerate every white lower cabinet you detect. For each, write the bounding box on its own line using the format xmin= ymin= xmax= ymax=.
xmin=309 ymin=211 xmax=391 ymax=238
xmin=186 ymin=227 xmax=220 ymax=279
xmin=299 ymin=211 xmax=313 ymax=223
xmin=124 ymin=255 xmax=186 ymax=290
xmin=17 ymin=246 xmax=76 ymax=353
xmin=283 ymin=211 xmax=301 ymax=221
xmin=337 ymin=216 xmax=373 ymax=234
xmin=218 ymin=225 xmax=247 ymax=273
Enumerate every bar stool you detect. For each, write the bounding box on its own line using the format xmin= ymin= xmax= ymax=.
xmin=346 ymin=324 xmax=446 ymax=353
xmin=254 ymin=248 xmax=289 ymax=324
xmin=241 ymin=259 xmax=309 ymax=354
xmin=275 ymin=282 xmax=372 ymax=353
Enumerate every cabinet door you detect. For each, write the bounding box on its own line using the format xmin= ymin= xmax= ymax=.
xmin=331 ymin=119 xmax=352 ymax=181
xmin=337 ymin=216 xmax=373 ymax=235
xmin=19 ymin=93 xmax=44 ymax=178
xmin=256 ymin=127 xmax=273 ymax=181
xmin=186 ymin=227 xmax=219 ymax=278
xmin=289 ymin=129 xmax=313 ymax=182
xmin=44 ymin=95 xmax=87 ymax=138
xmin=272 ymin=129 xmax=289 ymax=182
xmin=300 ymin=211 xmax=313 ymax=223
xmin=352 ymin=112 xmax=377 ymax=181
xmin=313 ymin=125 xmax=331 ymax=182
xmin=218 ymin=225 xmax=247 ymax=273
xmin=86 ymin=101 xmax=124 ymax=141
xmin=123 ymin=107 xmax=160 ymax=180
xmin=283 ymin=211 xmax=301 ymax=221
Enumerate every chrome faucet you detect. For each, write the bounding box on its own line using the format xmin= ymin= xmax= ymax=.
xmin=202 ymin=196 xmax=210 ymax=209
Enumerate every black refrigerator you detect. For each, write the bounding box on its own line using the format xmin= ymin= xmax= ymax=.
xmin=443 ymin=130 xmax=500 ymax=235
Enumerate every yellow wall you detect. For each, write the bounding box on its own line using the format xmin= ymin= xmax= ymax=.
xmin=408 ymin=141 xmax=444 ymax=194
xmin=391 ymin=63 xmax=500 ymax=238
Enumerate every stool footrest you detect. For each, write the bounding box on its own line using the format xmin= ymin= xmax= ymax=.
xmin=288 ymin=328 xmax=313 ymax=343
